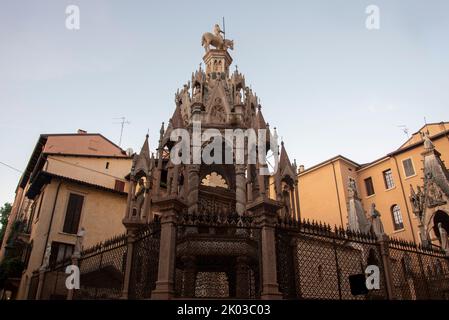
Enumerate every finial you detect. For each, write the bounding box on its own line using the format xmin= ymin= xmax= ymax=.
xmin=159 ymin=122 xmax=165 ymax=137
xmin=281 ymin=140 xmax=284 ymax=146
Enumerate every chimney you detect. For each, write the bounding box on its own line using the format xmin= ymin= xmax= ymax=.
xmin=299 ymin=165 xmax=305 ymax=173
xmin=77 ymin=129 xmax=87 ymax=134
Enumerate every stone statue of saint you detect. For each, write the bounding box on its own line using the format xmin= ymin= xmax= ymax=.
xmin=348 ymin=179 xmax=358 ymax=199
xmin=133 ymin=178 xmax=146 ymax=217
xmin=282 ymin=185 xmax=291 ymax=218
xmin=74 ymin=227 xmax=86 ymax=257
xmin=410 ymin=184 xmax=426 ymax=220
xmin=235 ymin=88 xmax=242 ymax=104
xmin=422 ymin=131 xmax=434 ymax=151
xmin=438 ymin=223 xmax=449 ymax=254
xmin=370 ymin=203 xmax=384 ymax=237
xmin=213 ymin=24 xmax=224 ymax=40
xmin=41 ymin=244 xmax=52 ymax=270
xmin=193 ymin=84 xmax=202 ymax=102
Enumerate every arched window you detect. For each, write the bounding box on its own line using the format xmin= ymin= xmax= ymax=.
xmin=391 ymin=205 xmax=404 ymax=230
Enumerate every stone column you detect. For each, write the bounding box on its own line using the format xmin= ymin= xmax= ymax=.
xmin=378 ymin=234 xmax=395 ymax=300
xmin=121 ymin=229 xmax=137 ymax=299
xmin=235 ymin=256 xmax=250 ymax=299
xmin=171 ymin=165 xmax=180 ymax=196
xmin=125 ymin=178 xmax=136 ymax=220
xmin=187 ymin=165 xmax=200 ymax=214
xmin=247 ymin=182 xmax=253 ymax=204
xmin=235 ymin=164 xmax=247 ymax=215
xmin=141 ymin=180 xmax=151 ymax=221
xmin=181 ymin=255 xmax=196 ymax=298
xmin=248 ymin=197 xmax=282 ymax=299
xmin=257 ymin=165 xmax=267 ymax=197
xmin=151 ymin=196 xmax=186 ymax=299
xmin=293 ymin=182 xmax=300 ymax=221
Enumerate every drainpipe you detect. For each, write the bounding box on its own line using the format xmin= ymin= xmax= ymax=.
xmin=40 ymin=180 xmax=62 ymax=266
xmin=392 ymin=156 xmax=417 ymax=244
xmin=331 ymin=161 xmax=344 ymax=228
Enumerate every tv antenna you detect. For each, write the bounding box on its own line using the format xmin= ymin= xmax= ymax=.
xmin=222 ymin=17 xmax=226 ymax=40
xmin=397 ymin=125 xmax=409 ymax=139
xmin=113 ymin=117 xmax=130 ymax=147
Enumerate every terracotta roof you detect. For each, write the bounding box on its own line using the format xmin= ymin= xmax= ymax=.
xmin=26 ymin=171 xmax=127 ymax=199
xmin=298 ymin=155 xmax=360 ymax=175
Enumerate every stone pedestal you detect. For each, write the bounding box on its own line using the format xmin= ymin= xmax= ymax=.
xmin=120 ymin=229 xmax=138 ymax=299
xmin=151 ymin=196 xmax=186 ymax=299
xmin=181 ymin=255 xmax=196 ymax=298
xmin=235 ymin=256 xmax=250 ymax=299
xmin=247 ymin=197 xmax=283 ymax=299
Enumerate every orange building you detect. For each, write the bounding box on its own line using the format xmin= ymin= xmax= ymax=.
xmin=298 ymin=122 xmax=449 ymax=244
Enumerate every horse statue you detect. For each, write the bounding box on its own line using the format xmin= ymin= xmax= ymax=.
xmin=201 ymin=32 xmax=234 ymax=52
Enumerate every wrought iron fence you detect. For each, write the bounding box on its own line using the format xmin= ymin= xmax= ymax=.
xmin=276 ymin=217 xmax=449 ymax=300
xmin=73 ymin=234 xmax=128 ymax=300
xmin=174 ymin=211 xmax=261 ymax=299
xmin=40 ymin=259 xmax=72 ymax=300
xmin=27 ymin=272 xmax=39 ymax=300
xmin=128 ymin=221 xmax=161 ymax=299
xmin=276 ymin=218 xmax=388 ymax=300
xmin=388 ymin=237 xmax=449 ymax=300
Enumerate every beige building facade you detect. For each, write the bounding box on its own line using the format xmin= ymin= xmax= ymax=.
xmin=0 ymin=131 xmax=132 ymax=299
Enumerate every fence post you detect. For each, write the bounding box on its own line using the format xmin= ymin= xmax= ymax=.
xmin=151 ymin=196 xmax=186 ymax=299
xmin=121 ymin=230 xmax=137 ymax=299
xmin=248 ymin=197 xmax=283 ymax=300
xmin=378 ymin=234 xmax=395 ymax=300
xmin=35 ymin=268 xmax=46 ymax=300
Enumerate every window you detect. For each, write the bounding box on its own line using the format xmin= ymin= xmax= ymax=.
xmin=105 ymin=162 xmax=110 ymax=169
xmin=364 ymin=177 xmax=375 ymax=196
xmin=391 ymin=205 xmax=404 ymax=230
xmin=114 ymin=180 xmax=125 ymax=192
xmin=383 ymin=169 xmax=395 ymax=189
xmin=63 ymin=193 xmax=84 ymax=234
xmin=49 ymin=241 xmax=74 ymax=267
xmin=402 ymin=158 xmax=415 ymax=177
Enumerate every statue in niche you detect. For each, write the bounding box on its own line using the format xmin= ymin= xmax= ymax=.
xmin=410 ymin=185 xmax=425 ymax=219
xmin=234 ymin=88 xmax=242 ymax=105
xmin=193 ymin=84 xmax=202 ymax=102
xmin=133 ymin=178 xmax=146 ymax=218
xmin=210 ymin=104 xmax=226 ymax=123
xmin=282 ymin=184 xmax=291 ymax=218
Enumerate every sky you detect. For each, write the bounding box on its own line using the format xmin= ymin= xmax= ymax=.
xmin=0 ymin=0 xmax=448 ymax=206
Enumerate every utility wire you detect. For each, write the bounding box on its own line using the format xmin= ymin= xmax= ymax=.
xmin=0 ymin=161 xmax=23 ymax=173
